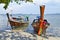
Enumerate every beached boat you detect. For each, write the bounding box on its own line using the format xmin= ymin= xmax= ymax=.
xmin=31 ymin=5 xmax=45 ymax=34
xmin=31 ymin=5 xmax=50 ymax=35
xmin=6 ymin=13 xmax=29 ymax=30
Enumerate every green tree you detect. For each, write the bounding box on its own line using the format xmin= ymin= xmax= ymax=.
xmin=0 ymin=0 xmax=10 ymax=9
xmin=0 ymin=0 xmax=33 ymax=10
xmin=26 ymin=0 xmax=33 ymax=2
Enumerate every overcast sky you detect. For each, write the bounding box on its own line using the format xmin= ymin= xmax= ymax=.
xmin=0 ymin=0 xmax=60 ymax=14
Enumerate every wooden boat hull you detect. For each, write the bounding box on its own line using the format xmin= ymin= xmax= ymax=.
xmin=10 ymin=20 xmax=29 ymax=30
xmin=6 ymin=13 xmax=29 ymax=30
xmin=31 ymin=20 xmax=40 ymax=33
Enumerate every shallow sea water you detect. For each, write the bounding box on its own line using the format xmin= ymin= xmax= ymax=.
xmin=0 ymin=14 xmax=60 ymax=37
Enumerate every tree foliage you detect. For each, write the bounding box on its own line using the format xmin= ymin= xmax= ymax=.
xmin=0 ymin=0 xmax=10 ymax=9
xmin=0 ymin=0 xmax=33 ymax=10
xmin=26 ymin=0 xmax=33 ymax=2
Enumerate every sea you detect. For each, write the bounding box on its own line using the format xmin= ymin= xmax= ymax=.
xmin=0 ymin=14 xmax=60 ymax=37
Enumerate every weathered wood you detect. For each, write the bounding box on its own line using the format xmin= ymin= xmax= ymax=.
xmin=38 ymin=5 xmax=45 ymax=35
xmin=6 ymin=13 xmax=29 ymax=29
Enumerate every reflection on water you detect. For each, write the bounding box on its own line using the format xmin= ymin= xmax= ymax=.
xmin=0 ymin=14 xmax=60 ymax=37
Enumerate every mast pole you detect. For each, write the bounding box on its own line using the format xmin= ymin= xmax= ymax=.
xmin=38 ymin=5 xmax=45 ymax=35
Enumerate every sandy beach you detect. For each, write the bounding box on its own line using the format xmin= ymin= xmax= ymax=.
xmin=0 ymin=30 xmax=60 ymax=40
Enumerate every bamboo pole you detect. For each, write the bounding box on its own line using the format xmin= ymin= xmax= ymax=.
xmin=38 ymin=5 xmax=45 ymax=35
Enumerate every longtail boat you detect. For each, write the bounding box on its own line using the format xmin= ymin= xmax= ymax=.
xmin=6 ymin=13 xmax=29 ymax=30
xmin=31 ymin=5 xmax=50 ymax=35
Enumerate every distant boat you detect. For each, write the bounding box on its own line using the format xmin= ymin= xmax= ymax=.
xmin=6 ymin=13 xmax=29 ymax=30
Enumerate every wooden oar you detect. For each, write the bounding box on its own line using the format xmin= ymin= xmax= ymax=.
xmin=38 ymin=5 xmax=45 ymax=35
